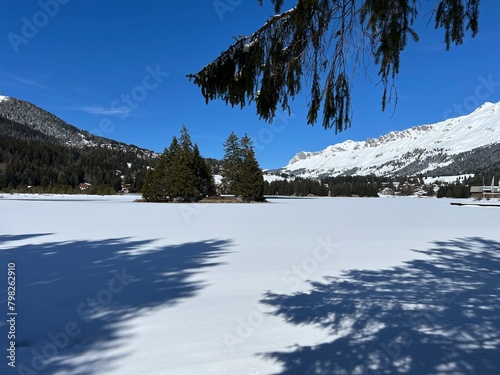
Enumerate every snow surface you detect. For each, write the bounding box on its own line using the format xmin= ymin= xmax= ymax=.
xmin=0 ymin=95 xmax=10 ymax=103
xmin=284 ymin=101 xmax=500 ymax=177
xmin=423 ymin=174 xmax=475 ymax=184
xmin=263 ymin=174 xmax=288 ymax=183
xmin=1 ymin=195 xmax=500 ymax=374
xmin=213 ymin=174 xmax=223 ymax=185
xmin=213 ymin=174 xmax=289 ymax=185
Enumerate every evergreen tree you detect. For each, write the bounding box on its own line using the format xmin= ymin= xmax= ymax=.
xmin=171 ymin=128 xmax=198 ymax=198
xmin=240 ymin=133 xmax=254 ymax=153
xmin=142 ymin=168 xmax=155 ymax=201
xmin=221 ymin=132 xmax=243 ymax=194
xmin=192 ymin=144 xmax=216 ymax=196
xmin=142 ymin=144 xmax=171 ymax=201
xmin=150 ymin=154 xmax=170 ymax=201
xmin=437 ymin=185 xmax=446 ymax=198
xmin=239 ymin=147 xmax=265 ymax=202
xmin=163 ymin=136 xmax=192 ymax=198
xmin=221 ymin=132 xmax=265 ymax=202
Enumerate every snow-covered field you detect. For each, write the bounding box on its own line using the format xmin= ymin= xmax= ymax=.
xmin=1 ymin=194 xmax=499 ymax=374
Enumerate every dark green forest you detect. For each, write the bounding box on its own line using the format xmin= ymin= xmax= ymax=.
xmin=0 ymin=116 xmax=154 ymax=194
xmin=263 ymin=175 xmax=382 ymax=197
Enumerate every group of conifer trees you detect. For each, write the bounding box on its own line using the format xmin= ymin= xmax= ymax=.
xmin=142 ymin=126 xmax=215 ymax=202
xmin=221 ymin=132 xmax=265 ymax=202
xmin=142 ymin=127 xmax=265 ymax=202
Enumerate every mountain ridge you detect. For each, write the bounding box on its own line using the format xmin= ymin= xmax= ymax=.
xmin=281 ymin=101 xmax=500 ymax=177
xmin=0 ymin=95 xmax=158 ymax=159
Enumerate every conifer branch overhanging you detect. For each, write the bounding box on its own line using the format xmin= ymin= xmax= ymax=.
xmin=187 ymin=0 xmax=480 ymax=133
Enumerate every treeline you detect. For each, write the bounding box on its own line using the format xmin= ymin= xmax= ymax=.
xmin=263 ymin=173 xmax=492 ymax=198
xmin=264 ymin=177 xmax=328 ymax=196
xmin=436 ymin=184 xmax=470 ymax=198
xmin=263 ymin=175 xmax=381 ymax=197
xmin=0 ymin=116 xmax=153 ymax=194
xmin=434 ymin=172 xmax=500 ymax=199
xmin=322 ymin=176 xmax=380 ymax=197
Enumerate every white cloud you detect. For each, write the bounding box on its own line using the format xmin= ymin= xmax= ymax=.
xmin=83 ymin=106 xmax=131 ymax=117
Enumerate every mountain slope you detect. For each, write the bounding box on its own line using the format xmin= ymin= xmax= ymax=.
xmin=0 ymin=95 xmax=157 ymax=158
xmin=0 ymin=95 xmax=158 ymax=193
xmin=282 ymin=101 xmax=500 ymax=177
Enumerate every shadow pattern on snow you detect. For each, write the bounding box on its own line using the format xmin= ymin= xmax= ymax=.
xmin=261 ymin=237 xmax=500 ymax=375
xmin=0 ymin=234 xmax=232 ymax=375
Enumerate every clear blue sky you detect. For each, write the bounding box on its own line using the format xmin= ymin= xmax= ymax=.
xmin=1 ymin=1 xmax=500 ymax=169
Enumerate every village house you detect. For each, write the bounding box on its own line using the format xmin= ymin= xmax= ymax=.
xmin=470 ymin=184 xmax=500 ymax=199
xmin=79 ymin=182 xmax=92 ymax=191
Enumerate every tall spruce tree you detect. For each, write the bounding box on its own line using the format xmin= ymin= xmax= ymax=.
xmin=240 ymin=133 xmax=254 ymax=154
xmin=222 ymin=132 xmax=265 ymax=202
xmin=142 ymin=153 xmax=169 ymax=202
xmin=239 ymin=147 xmax=265 ymax=202
xmin=163 ymin=136 xmax=181 ymax=198
xmin=188 ymin=0 xmax=480 ymax=132
xmin=173 ymin=126 xmax=198 ymax=197
xmin=192 ymin=144 xmax=216 ymax=196
xmin=142 ymin=168 xmax=154 ymax=201
xmin=221 ymin=131 xmax=243 ymax=194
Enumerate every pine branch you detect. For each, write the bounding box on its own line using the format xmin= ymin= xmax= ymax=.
xmin=187 ymin=6 xmax=297 ymax=82
xmin=188 ymin=0 xmax=481 ymax=133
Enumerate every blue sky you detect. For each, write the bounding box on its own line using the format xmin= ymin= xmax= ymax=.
xmin=1 ymin=1 xmax=500 ymax=169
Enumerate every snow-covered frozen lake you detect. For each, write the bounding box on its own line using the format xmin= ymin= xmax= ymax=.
xmin=1 ymin=194 xmax=499 ymax=374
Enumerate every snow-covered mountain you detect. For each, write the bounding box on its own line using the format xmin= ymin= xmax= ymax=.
xmin=282 ymin=101 xmax=500 ymax=178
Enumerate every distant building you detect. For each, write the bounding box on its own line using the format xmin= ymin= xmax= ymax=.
xmin=79 ymin=182 xmax=92 ymax=191
xmin=470 ymin=183 xmax=500 ymax=199
xmin=379 ymin=187 xmax=394 ymax=196
xmin=121 ymin=184 xmax=132 ymax=194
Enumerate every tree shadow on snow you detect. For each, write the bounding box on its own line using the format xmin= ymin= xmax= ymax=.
xmin=0 ymin=233 xmax=232 ymax=375
xmin=261 ymin=237 xmax=500 ymax=375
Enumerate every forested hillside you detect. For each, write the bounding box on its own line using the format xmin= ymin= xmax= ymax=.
xmin=0 ymin=116 xmax=155 ymax=194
